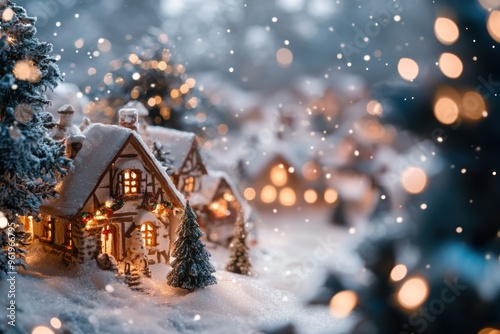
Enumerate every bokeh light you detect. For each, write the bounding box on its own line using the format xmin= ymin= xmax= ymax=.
xmin=32 ymin=326 xmax=55 ymax=334
xmin=270 ymin=165 xmax=288 ymax=187
xmin=434 ymin=17 xmax=459 ymax=45
xmin=276 ymin=48 xmax=293 ymax=68
xmin=397 ymin=58 xmax=419 ymax=81
xmin=397 ymin=277 xmax=429 ymax=309
xmin=461 ymin=90 xmax=486 ymax=121
xmin=304 ymin=189 xmax=318 ymax=204
xmin=324 ymin=188 xmax=339 ymax=204
xmin=261 ymin=185 xmax=277 ymax=203
xmin=279 ymin=187 xmax=296 ymax=206
xmin=487 ymin=10 xmax=500 ymax=42
xmin=438 ymin=53 xmax=463 ymax=79
xmin=401 ymin=167 xmax=428 ymax=194
xmin=329 ymin=290 xmax=358 ymax=318
xmin=434 ymin=96 xmax=460 ymax=125
xmin=390 ymin=264 xmax=408 ymax=282
xmin=244 ymin=187 xmax=256 ymax=201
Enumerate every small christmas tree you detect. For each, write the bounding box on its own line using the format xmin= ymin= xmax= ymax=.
xmin=128 ymin=229 xmax=148 ymax=268
xmin=167 ymin=201 xmax=216 ymax=291
xmin=226 ymin=212 xmax=252 ymax=276
xmin=0 ymin=2 xmax=72 ymax=275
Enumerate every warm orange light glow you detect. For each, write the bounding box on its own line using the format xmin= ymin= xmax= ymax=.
xmin=434 ymin=17 xmax=459 ymax=45
xmin=390 ymin=264 xmax=408 ymax=282
xmin=324 ymin=188 xmax=339 ymax=204
xmin=31 ymin=326 xmax=55 ymax=334
xmin=279 ymin=187 xmax=296 ymax=206
xmin=478 ymin=328 xmax=500 ymax=334
xmin=438 ymin=53 xmax=463 ymax=79
xmin=366 ymin=99 xmax=383 ymax=116
xmin=434 ymin=96 xmax=459 ymax=125
xmin=276 ymin=48 xmax=293 ymax=68
xmin=304 ymin=189 xmax=318 ymax=204
xmin=244 ymin=187 xmax=256 ymax=201
xmin=270 ymin=165 xmax=288 ymax=187
xmin=261 ymin=185 xmax=277 ymax=203
xmin=397 ymin=277 xmax=429 ymax=309
xmin=479 ymin=0 xmax=500 ymax=10
xmin=461 ymin=91 xmax=486 ymax=121
xmin=398 ymin=58 xmax=419 ymax=81
xmin=401 ymin=167 xmax=427 ymax=194
xmin=50 ymin=317 xmax=62 ymax=329
xmin=223 ymin=192 xmax=235 ymax=202
xmin=2 ymin=8 xmax=14 ymax=21
xmin=13 ymin=60 xmax=42 ymax=83
xmin=487 ymin=10 xmax=500 ymax=43
xmin=329 ymin=290 xmax=358 ymax=318
xmin=302 ymin=161 xmax=319 ymax=181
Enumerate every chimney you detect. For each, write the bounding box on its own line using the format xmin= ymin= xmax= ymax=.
xmin=53 ymin=104 xmax=75 ymax=140
xmin=66 ymin=133 xmax=86 ymax=159
xmin=118 ymin=108 xmax=138 ymax=131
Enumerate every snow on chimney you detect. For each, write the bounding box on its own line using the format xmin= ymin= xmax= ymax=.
xmin=53 ymin=104 xmax=75 ymax=140
xmin=118 ymin=108 xmax=138 ymax=132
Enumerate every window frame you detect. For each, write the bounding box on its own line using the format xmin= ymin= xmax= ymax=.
xmin=122 ymin=169 xmax=142 ymax=196
xmin=63 ymin=222 xmax=72 ymax=248
xmin=183 ymin=175 xmax=195 ymax=193
xmin=41 ymin=217 xmax=55 ymax=243
xmin=140 ymin=222 xmax=156 ymax=247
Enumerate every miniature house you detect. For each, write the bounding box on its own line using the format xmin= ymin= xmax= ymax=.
xmin=146 ymin=126 xmax=208 ymax=197
xmin=239 ymin=139 xmax=328 ymax=208
xmin=190 ymin=170 xmax=253 ymax=245
xmin=29 ymin=108 xmax=184 ymax=264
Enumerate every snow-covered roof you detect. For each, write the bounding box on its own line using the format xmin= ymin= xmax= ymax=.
xmin=146 ymin=126 xmax=198 ymax=172
xmin=245 ymin=138 xmax=316 ymax=179
xmin=40 ymin=123 xmax=184 ymax=219
xmin=123 ymin=100 xmax=149 ymax=117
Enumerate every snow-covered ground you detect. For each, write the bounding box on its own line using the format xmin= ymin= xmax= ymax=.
xmin=1 ymin=208 xmax=364 ymax=334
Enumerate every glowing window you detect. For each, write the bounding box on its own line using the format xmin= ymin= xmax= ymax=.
xmin=140 ymin=222 xmax=156 ymax=247
xmin=279 ymin=187 xmax=296 ymax=206
xmin=42 ymin=218 xmax=54 ymax=242
xmin=123 ymin=169 xmax=141 ymax=195
xmin=64 ymin=222 xmax=72 ymax=248
xmin=184 ymin=176 xmax=195 ymax=193
xmin=270 ymin=164 xmax=288 ymax=186
xmin=261 ymin=185 xmax=277 ymax=203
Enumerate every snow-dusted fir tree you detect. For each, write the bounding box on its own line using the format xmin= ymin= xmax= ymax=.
xmin=128 ymin=229 xmax=148 ymax=268
xmin=167 ymin=201 xmax=216 ymax=291
xmin=226 ymin=212 xmax=251 ymax=275
xmin=0 ymin=2 xmax=71 ymax=275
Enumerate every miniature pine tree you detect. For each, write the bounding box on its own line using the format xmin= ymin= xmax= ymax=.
xmin=226 ymin=212 xmax=252 ymax=275
xmin=0 ymin=2 xmax=72 ymax=275
xmin=167 ymin=201 xmax=216 ymax=291
xmin=128 ymin=229 xmax=148 ymax=268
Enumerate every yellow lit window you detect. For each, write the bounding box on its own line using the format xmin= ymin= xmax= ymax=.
xmin=123 ymin=169 xmax=141 ymax=195
xmin=184 ymin=176 xmax=195 ymax=193
xmin=64 ymin=222 xmax=72 ymax=247
xmin=140 ymin=222 xmax=156 ymax=247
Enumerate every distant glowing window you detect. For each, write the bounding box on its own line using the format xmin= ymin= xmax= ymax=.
xmin=64 ymin=222 xmax=72 ymax=247
xmin=140 ymin=222 xmax=156 ymax=247
xmin=184 ymin=176 xmax=195 ymax=193
xmin=261 ymin=185 xmax=277 ymax=203
xmin=42 ymin=218 xmax=54 ymax=242
xmin=270 ymin=164 xmax=288 ymax=186
xmin=123 ymin=169 xmax=141 ymax=195
xmin=279 ymin=187 xmax=296 ymax=206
